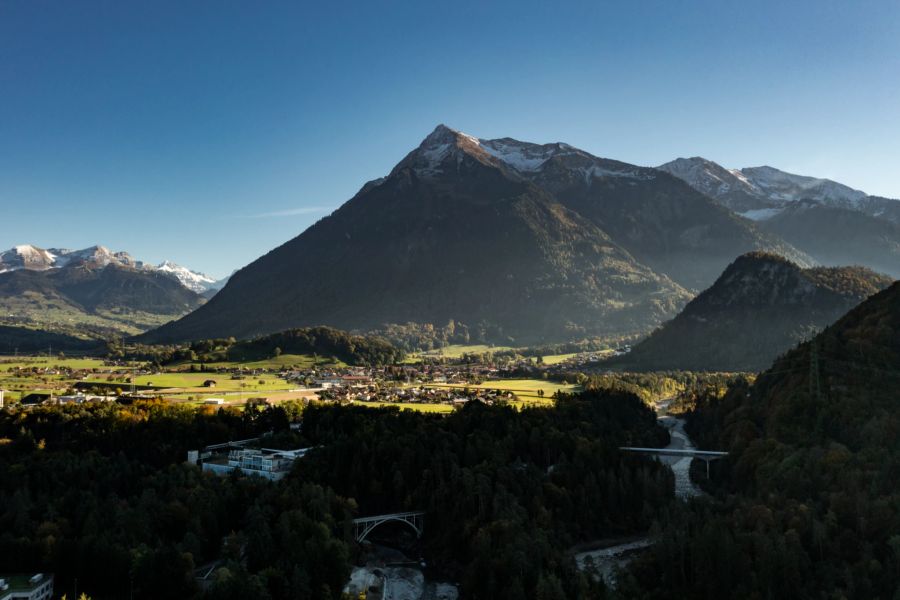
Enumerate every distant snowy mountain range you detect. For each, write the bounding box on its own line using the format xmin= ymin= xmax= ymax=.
xmin=657 ymin=157 xmax=900 ymax=223
xmin=0 ymin=244 xmax=228 ymax=295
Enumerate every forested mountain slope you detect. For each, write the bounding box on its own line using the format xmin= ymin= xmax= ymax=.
xmin=143 ymin=126 xmax=693 ymax=344
xmin=619 ymin=252 xmax=892 ymax=372
xmin=143 ymin=125 xmax=813 ymax=345
xmin=624 ymin=281 xmax=900 ymax=599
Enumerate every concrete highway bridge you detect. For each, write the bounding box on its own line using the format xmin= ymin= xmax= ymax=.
xmin=620 ymin=446 xmax=728 ymax=478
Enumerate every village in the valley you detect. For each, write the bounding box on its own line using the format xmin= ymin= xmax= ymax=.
xmin=0 ymin=346 xmax=630 ymax=413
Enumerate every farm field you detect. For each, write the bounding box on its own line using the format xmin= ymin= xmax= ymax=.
xmin=196 ymin=353 xmax=345 ymax=370
xmin=0 ymin=356 xmax=110 ymax=370
xmin=82 ymin=371 xmax=293 ymax=392
xmin=0 ymin=356 xmax=113 ymax=401
xmin=421 ymin=378 xmax=580 ymax=404
xmin=540 ymin=353 xmax=579 ymax=365
xmin=0 ymin=355 xmax=301 ymax=402
xmin=357 ymin=400 xmax=454 ymax=414
xmin=414 ymin=346 xmax=610 ymax=366
xmin=0 ymin=355 xmax=579 ymax=416
xmin=417 ymin=344 xmax=513 ymax=358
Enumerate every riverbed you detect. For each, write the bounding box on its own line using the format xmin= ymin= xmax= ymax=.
xmin=343 ymin=544 xmax=458 ymax=600
xmin=574 ymin=404 xmax=702 ymax=585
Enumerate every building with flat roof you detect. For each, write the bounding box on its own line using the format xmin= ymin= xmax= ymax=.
xmin=0 ymin=573 xmax=54 ymax=600
xmin=196 ymin=443 xmax=310 ymax=481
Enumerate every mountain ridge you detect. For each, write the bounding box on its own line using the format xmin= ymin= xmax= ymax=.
xmin=0 ymin=262 xmax=207 ymax=340
xmin=0 ymin=243 xmax=224 ymax=294
xmin=142 ymin=125 xmax=712 ymax=343
xmin=617 ymin=252 xmax=893 ymax=372
xmin=658 ymin=156 xmax=900 ymax=223
xmin=140 ymin=125 xmax=819 ymax=344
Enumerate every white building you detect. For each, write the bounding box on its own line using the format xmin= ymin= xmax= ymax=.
xmin=201 ymin=447 xmax=310 ymax=481
xmin=58 ymin=394 xmax=116 ymax=404
xmin=0 ymin=574 xmax=54 ymax=600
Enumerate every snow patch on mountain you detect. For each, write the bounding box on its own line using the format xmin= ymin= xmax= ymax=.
xmin=408 ymin=125 xmax=657 ymax=183
xmin=657 ymin=157 xmax=761 ymax=202
xmin=739 ymin=166 xmax=868 ymax=207
xmin=155 ymin=261 xmax=219 ymax=294
xmin=0 ymin=244 xmax=224 ymax=294
xmin=0 ymin=244 xmax=59 ymax=272
xmin=478 ymin=139 xmax=565 ymax=172
xmin=659 ymin=157 xmax=900 ymax=221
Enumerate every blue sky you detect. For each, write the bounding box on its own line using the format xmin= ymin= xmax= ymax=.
xmin=2 ymin=1 xmax=898 ymax=277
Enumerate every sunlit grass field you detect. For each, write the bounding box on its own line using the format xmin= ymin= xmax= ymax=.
xmin=421 ymin=378 xmax=580 ymax=403
xmin=540 ymin=353 xmax=579 ymax=365
xmin=175 ymin=353 xmax=345 ymax=370
xmin=0 ymin=356 xmax=110 ymax=370
xmin=0 ymin=353 xmax=579 ymax=415
xmin=417 ymin=344 xmax=513 ymax=358
xmin=83 ymin=372 xmax=292 ymax=391
xmin=358 ymin=400 xmax=454 ymax=414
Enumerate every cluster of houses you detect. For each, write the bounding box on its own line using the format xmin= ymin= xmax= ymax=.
xmin=57 ymin=393 xmax=117 ymax=404
xmin=2 ymin=347 xmax=616 ymax=410
xmin=288 ymin=369 xmax=518 ymax=408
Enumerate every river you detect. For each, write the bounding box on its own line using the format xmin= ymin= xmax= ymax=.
xmin=344 ymin=403 xmax=701 ymax=595
xmin=574 ymin=402 xmax=702 ymax=586
xmin=343 ymin=544 xmax=459 ymax=600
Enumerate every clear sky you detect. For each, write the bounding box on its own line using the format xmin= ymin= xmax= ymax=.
xmin=2 ymin=1 xmax=898 ymax=277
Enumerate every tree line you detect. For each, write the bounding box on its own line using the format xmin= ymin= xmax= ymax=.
xmin=0 ymin=387 xmax=674 ymax=599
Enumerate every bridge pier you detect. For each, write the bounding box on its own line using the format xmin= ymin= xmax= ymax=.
xmin=620 ymin=446 xmax=727 ymax=481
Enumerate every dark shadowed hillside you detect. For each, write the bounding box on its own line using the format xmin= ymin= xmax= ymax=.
xmin=757 ymin=202 xmax=900 ymax=279
xmin=624 ymin=279 xmax=900 ymax=599
xmin=0 ymin=264 xmax=206 ymax=339
xmin=143 ymin=126 xmax=694 ymax=344
xmin=142 ymin=126 xmax=815 ymax=345
xmin=518 ymin=149 xmax=810 ymax=289
xmin=618 ymin=252 xmax=893 ymax=372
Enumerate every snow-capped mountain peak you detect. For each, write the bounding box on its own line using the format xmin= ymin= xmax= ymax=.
xmin=658 ymin=157 xmax=898 ymax=221
xmin=403 ymin=124 xmax=655 ymax=183
xmin=50 ymin=245 xmax=142 ymax=269
xmin=478 ymin=138 xmax=575 ymax=172
xmin=739 ymin=166 xmax=867 ymax=207
xmin=155 ymin=260 xmax=219 ymax=294
xmin=658 ymin=157 xmax=759 ymax=195
xmin=0 ymin=244 xmax=225 ymax=294
xmin=0 ymin=244 xmax=58 ymax=272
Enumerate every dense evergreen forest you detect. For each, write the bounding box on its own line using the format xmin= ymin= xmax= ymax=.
xmin=621 ymin=282 xmax=900 ymax=599
xmin=120 ymin=326 xmax=405 ymax=366
xmin=0 ymin=389 xmax=672 ymax=600
xmin=299 ymin=392 xmax=671 ymax=598
xmin=6 ymin=285 xmax=897 ymax=599
xmin=0 ymin=400 xmax=352 ymax=599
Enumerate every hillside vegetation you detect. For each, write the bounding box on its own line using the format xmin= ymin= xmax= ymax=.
xmin=619 ymin=252 xmax=892 ymax=372
xmin=143 ymin=126 xmax=816 ymax=346
xmin=0 ymin=264 xmax=205 ymax=340
xmin=1 ymin=387 xmax=674 ymax=600
xmin=623 ymin=282 xmax=900 ymax=599
xmin=127 ymin=326 xmax=404 ymax=367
